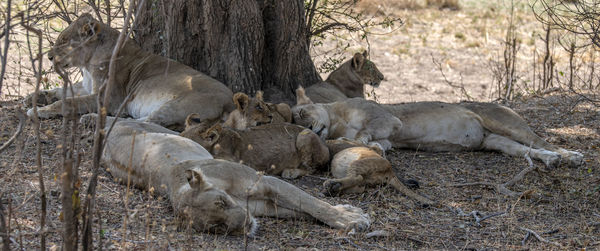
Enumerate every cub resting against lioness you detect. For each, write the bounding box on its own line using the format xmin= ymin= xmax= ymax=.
xmin=26 ymin=14 xmax=234 ymax=130
xmin=293 ymin=86 xmax=584 ymax=167
xmin=181 ymin=111 xmax=330 ymax=179
xmin=102 ymin=119 xmax=369 ymax=235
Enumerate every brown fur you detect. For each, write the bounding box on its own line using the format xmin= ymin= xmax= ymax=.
xmin=324 ymin=146 xmax=434 ymax=206
xmin=27 ymin=14 xmax=234 ymax=130
xmin=181 ymin=116 xmax=330 ymax=179
xmin=102 ymin=119 xmax=370 ymax=235
xmin=292 ymin=86 xmax=402 ymax=152
xmin=304 ymin=51 xmax=385 ymax=103
xmin=224 ymin=92 xmax=292 ymax=130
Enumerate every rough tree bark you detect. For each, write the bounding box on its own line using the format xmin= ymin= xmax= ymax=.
xmin=134 ymin=0 xmax=321 ymax=102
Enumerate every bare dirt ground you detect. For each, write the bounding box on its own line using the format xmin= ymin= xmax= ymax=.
xmin=1 ymin=1 xmax=600 ymax=250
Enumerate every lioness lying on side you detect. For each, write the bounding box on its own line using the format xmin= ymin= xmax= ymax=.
xmin=26 ymin=13 xmax=234 ymax=130
xmin=304 ymin=51 xmax=385 ymax=104
xmin=181 ymin=114 xmax=330 ymax=179
xmin=102 ymin=119 xmax=369 ymax=235
xmin=292 ymin=86 xmax=402 ymax=151
xmin=293 ymin=86 xmax=583 ymax=167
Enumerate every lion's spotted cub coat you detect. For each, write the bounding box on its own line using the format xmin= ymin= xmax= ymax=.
xmin=180 ymin=115 xmax=329 ymax=179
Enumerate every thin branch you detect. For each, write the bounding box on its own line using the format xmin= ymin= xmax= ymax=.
xmin=0 ymin=194 xmax=9 ymax=251
xmin=520 ymin=227 xmax=563 ymax=247
xmin=82 ymin=1 xmax=145 ymax=249
xmin=0 ymin=109 xmax=25 ymax=154
xmin=18 ymin=16 xmax=46 ymax=251
xmin=0 ymin=0 xmax=12 ymax=96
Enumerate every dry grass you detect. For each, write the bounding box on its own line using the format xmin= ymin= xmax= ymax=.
xmin=357 ymin=0 xmax=460 ymax=15
xmin=1 ymin=92 xmax=599 ymax=249
xmin=1 ymin=0 xmax=600 ymax=249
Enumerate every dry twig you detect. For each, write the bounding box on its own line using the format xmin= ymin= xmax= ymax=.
xmin=520 ymin=227 xmax=562 ymax=248
xmin=449 ymin=153 xmax=537 ymax=198
xmin=19 ymin=16 xmax=47 ymax=251
xmin=0 ymin=109 xmax=25 ymax=154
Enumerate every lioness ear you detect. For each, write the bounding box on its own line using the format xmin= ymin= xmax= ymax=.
xmin=185 ymin=113 xmax=203 ymax=128
xmin=351 ymin=52 xmax=366 ymax=70
xmin=186 ymin=170 xmax=207 ymax=190
xmin=295 ymin=86 xmax=313 ymax=105
xmin=80 ymin=20 xmax=101 ymax=39
xmin=255 ymin=91 xmax=264 ymax=102
xmin=233 ymin=93 xmax=249 ymax=112
xmin=362 ymin=50 xmax=369 ymax=58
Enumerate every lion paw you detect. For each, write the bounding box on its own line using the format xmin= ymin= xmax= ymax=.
xmin=561 ymin=150 xmax=584 ymax=168
xmin=539 ymin=150 xmax=561 ymax=168
xmin=330 ymin=204 xmax=370 ymax=232
xmin=23 ymin=90 xmax=56 ymax=108
xmin=323 ymin=179 xmax=343 ymax=196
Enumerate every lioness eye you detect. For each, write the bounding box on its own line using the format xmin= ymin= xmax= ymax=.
xmin=256 ymin=105 xmax=263 ymax=111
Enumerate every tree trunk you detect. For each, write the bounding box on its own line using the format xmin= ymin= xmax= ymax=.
xmin=134 ymin=0 xmax=321 ymax=102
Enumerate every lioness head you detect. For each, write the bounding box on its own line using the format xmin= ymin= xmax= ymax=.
xmin=292 ymin=87 xmax=330 ymax=139
xmin=178 ymin=169 xmax=256 ymax=235
xmin=48 ymin=13 xmax=108 ymax=68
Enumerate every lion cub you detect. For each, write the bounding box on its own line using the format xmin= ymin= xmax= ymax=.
xmin=292 ymin=86 xmax=402 ymax=151
xmin=181 ymin=114 xmax=329 ymax=179
xmin=324 ymin=139 xmax=435 ymax=206
xmin=224 ymin=91 xmax=291 ymax=130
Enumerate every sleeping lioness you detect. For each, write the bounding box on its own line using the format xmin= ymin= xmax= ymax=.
xmin=292 ymin=86 xmax=402 ymax=152
xmin=26 ymin=13 xmax=234 ymax=130
xmin=293 ymin=85 xmax=584 ymax=168
xmin=102 ymin=119 xmax=369 ymax=235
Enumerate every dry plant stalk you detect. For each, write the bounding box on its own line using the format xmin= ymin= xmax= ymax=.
xmin=0 ymin=110 xmax=25 ymax=154
xmin=56 ymin=66 xmax=79 ymax=251
xmin=19 ymin=15 xmax=47 ymax=250
xmin=82 ymin=1 xmax=145 ymax=249
xmin=0 ymin=0 xmax=12 ymax=96
xmin=0 ymin=194 xmax=10 ymax=251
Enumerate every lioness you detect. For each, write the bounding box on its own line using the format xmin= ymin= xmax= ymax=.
xmin=180 ymin=114 xmax=330 ymax=179
xmin=224 ymin=91 xmax=291 ymax=130
xmin=304 ymin=51 xmax=385 ymax=103
xmin=103 ymin=119 xmax=369 ymax=235
xmin=294 ymin=86 xmax=583 ymax=167
xmin=26 ymin=14 xmax=234 ymax=130
xmin=292 ymin=87 xmax=402 ymax=151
